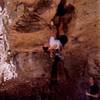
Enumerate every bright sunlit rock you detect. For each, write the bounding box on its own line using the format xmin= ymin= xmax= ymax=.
xmin=0 ymin=6 xmax=17 ymax=83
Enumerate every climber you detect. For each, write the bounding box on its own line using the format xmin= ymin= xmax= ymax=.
xmin=43 ymin=34 xmax=68 ymax=56
xmin=86 ymin=77 xmax=99 ymax=100
xmin=43 ymin=34 xmax=68 ymax=85
xmin=50 ymin=34 xmax=68 ymax=83
xmin=43 ymin=36 xmax=62 ymax=57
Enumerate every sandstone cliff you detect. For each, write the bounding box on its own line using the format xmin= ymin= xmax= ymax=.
xmin=0 ymin=0 xmax=100 ymax=100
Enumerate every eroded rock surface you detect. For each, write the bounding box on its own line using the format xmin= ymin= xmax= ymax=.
xmin=0 ymin=0 xmax=100 ymax=100
xmin=0 ymin=4 xmax=17 ymax=83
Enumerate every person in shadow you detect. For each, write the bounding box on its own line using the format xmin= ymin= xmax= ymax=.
xmin=86 ymin=77 xmax=99 ymax=100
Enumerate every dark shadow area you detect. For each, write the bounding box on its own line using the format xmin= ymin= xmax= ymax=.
xmin=0 ymin=77 xmax=73 ymax=100
xmin=34 ymin=0 xmax=52 ymax=14
xmin=52 ymin=1 xmax=75 ymax=38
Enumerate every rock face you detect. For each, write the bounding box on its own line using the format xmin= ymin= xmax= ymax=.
xmin=3 ymin=0 xmax=61 ymax=81
xmin=64 ymin=0 xmax=100 ymax=99
xmin=0 ymin=0 xmax=100 ymax=100
xmin=5 ymin=0 xmax=60 ymax=51
xmin=66 ymin=0 xmax=100 ymax=78
xmin=0 ymin=4 xmax=17 ymax=83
